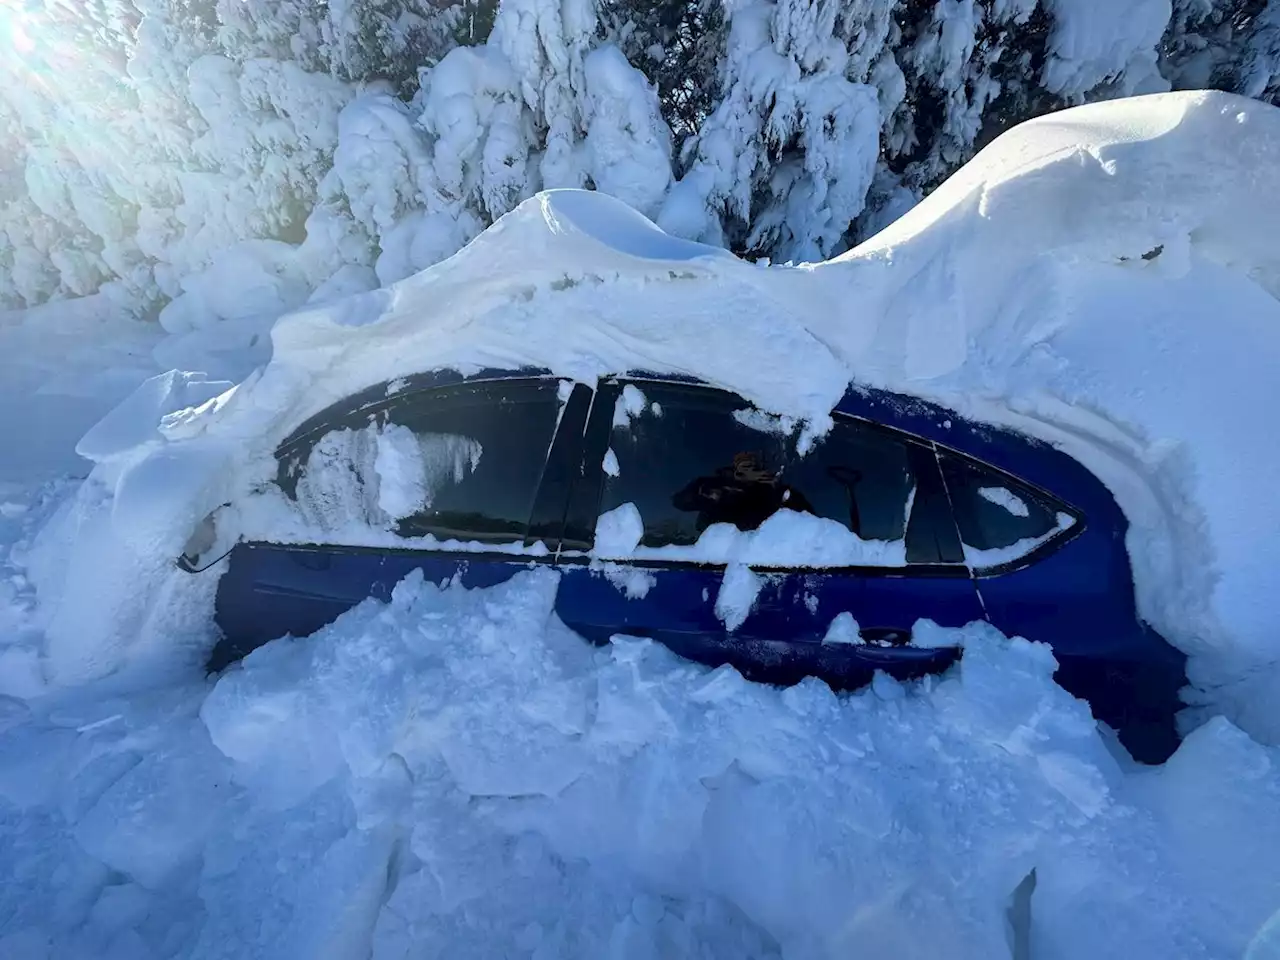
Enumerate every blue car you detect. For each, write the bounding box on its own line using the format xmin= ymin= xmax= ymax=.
xmin=190 ymin=368 xmax=1187 ymax=762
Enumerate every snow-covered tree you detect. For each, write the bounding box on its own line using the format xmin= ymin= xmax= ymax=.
xmin=658 ymin=0 xmax=891 ymax=263
xmin=883 ymin=1 xmax=1048 ymax=195
xmin=5 ymin=0 xmax=1280 ymax=320
xmin=337 ymin=0 xmax=673 ymax=285
xmin=602 ymin=0 xmax=727 ymax=155
xmin=324 ymin=1 xmax=472 ymax=92
xmin=1162 ymin=0 xmax=1280 ymax=99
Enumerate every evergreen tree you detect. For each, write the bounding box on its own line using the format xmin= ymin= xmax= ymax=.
xmin=601 ymin=0 xmax=726 ymax=156
xmin=3 ymin=0 xmax=1280 ymax=317
xmin=658 ymin=0 xmax=892 ymax=262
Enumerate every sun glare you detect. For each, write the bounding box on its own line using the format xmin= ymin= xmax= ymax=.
xmin=10 ymin=19 xmax=34 ymax=55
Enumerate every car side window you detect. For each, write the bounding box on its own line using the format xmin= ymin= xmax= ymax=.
xmin=938 ymin=452 xmax=1071 ymax=563
xmin=601 ymin=385 xmax=793 ymax=547
xmin=599 ymin=384 xmax=923 ymax=561
xmin=785 ymin=419 xmax=916 ymax=544
xmin=277 ymin=380 xmax=563 ymax=543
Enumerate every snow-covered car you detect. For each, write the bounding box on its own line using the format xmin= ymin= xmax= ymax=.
xmin=187 ymin=366 xmax=1187 ymax=763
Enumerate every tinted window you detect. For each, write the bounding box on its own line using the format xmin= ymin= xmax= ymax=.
xmin=600 ymin=384 xmax=919 ymax=556
xmin=278 ymin=380 xmax=562 ymax=543
xmin=787 ymin=420 xmax=915 ymax=543
xmin=938 ymin=453 xmax=1062 ymax=554
xmin=602 ymin=387 xmax=793 ymax=547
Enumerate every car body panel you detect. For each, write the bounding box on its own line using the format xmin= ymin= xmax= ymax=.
xmin=209 ymin=543 xmax=541 ymax=672
xmin=553 ymin=561 xmax=981 ymax=688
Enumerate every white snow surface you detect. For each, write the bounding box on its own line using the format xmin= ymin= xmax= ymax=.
xmin=45 ymin=91 xmax=1280 ymax=729
xmin=3 ymin=565 xmax=1280 ymax=959
xmin=591 ymin=508 xmax=909 ymax=569
xmin=2 ymin=92 xmax=1280 ymax=954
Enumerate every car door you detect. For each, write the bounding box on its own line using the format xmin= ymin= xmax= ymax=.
xmin=552 ymin=377 xmax=986 ymax=689
xmin=209 ymin=374 xmax=592 ymax=669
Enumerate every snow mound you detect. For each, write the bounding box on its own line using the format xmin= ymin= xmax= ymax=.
xmin=815 ymin=90 xmax=1280 ymax=734
xmin=30 ymin=91 xmax=1280 ymax=748
xmin=5 ymin=570 xmax=1280 ymax=958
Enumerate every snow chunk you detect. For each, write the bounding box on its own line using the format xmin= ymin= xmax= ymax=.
xmin=73 ymin=725 xmax=232 ymax=890
xmin=977 ymin=484 xmax=1030 ymax=518
xmin=911 ymin=618 xmax=968 ymax=649
xmin=714 ymin=563 xmax=765 ymax=632
xmin=822 ymin=612 xmax=862 ymax=646
xmin=594 ymin=509 xmax=907 ymax=568
xmin=373 ymin=423 xmax=428 ymax=521
xmin=594 ymin=503 xmax=645 ymax=556
xmin=601 ymin=448 xmax=620 ymax=477
xmin=612 ymin=384 xmax=648 ymax=428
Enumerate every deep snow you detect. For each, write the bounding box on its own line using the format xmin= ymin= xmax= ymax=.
xmin=34 ymin=90 xmax=1280 ymax=738
xmin=2 ymin=90 xmax=1280 ymax=958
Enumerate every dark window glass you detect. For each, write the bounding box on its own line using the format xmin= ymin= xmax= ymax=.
xmin=938 ymin=453 xmax=1061 ymax=554
xmin=786 ymin=420 xmax=915 ymax=543
xmin=278 ymin=380 xmax=561 ymax=543
xmin=600 ymin=385 xmax=920 ymax=559
xmin=602 ymin=387 xmax=793 ymax=547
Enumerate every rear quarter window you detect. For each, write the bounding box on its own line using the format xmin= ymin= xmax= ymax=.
xmin=938 ymin=453 xmax=1077 ymax=567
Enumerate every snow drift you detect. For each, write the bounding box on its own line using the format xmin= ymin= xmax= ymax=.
xmin=6 ymin=566 xmax=1280 ymax=958
xmin=28 ymin=91 xmax=1280 ymax=747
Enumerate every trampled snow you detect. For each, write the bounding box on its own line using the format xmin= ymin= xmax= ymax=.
xmin=4 ymin=90 xmax=1280 ymax=958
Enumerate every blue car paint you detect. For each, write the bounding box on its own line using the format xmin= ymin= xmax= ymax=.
xmin=209 ymin=544 xmax=529 ymax=672
xmin=554 ymin=561 xmax=976 ymax=689
xmin=205 ymin=369 xmax=1187 ymax=761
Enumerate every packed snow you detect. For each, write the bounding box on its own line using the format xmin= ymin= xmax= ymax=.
xmin=2 ymin=90 xmax=1280 ymax=959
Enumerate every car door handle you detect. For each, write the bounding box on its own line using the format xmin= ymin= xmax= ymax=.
xmin=859 ymin=627 xmax=911 ymax=646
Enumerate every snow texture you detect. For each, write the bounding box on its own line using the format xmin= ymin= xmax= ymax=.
xmin=978 ymin=484 xmax=1031 ymax=518
xmin=595 ymin=561 xmax=657 ymax=600
xmin=3 ymin=565 xmax=1280 ymax=958
xmin=715 ymin=563 xmax=766 ymax=632
xmin=29 ymin=93 xmax=1280 ymax=752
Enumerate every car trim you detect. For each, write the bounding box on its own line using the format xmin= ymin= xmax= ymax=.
xmin=553 ymin=553 xmax=974 ymax=579
xmin=228 ymin=540 xmax=975 ymax=580
xmin=233 ymin=540 xmax=560 ymax=566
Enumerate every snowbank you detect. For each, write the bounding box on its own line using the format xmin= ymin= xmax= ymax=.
xmin=30 ymin=92 xmax=1280 ymax=746
xmin=4 ymin=570 xmax=1280 ymax=958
